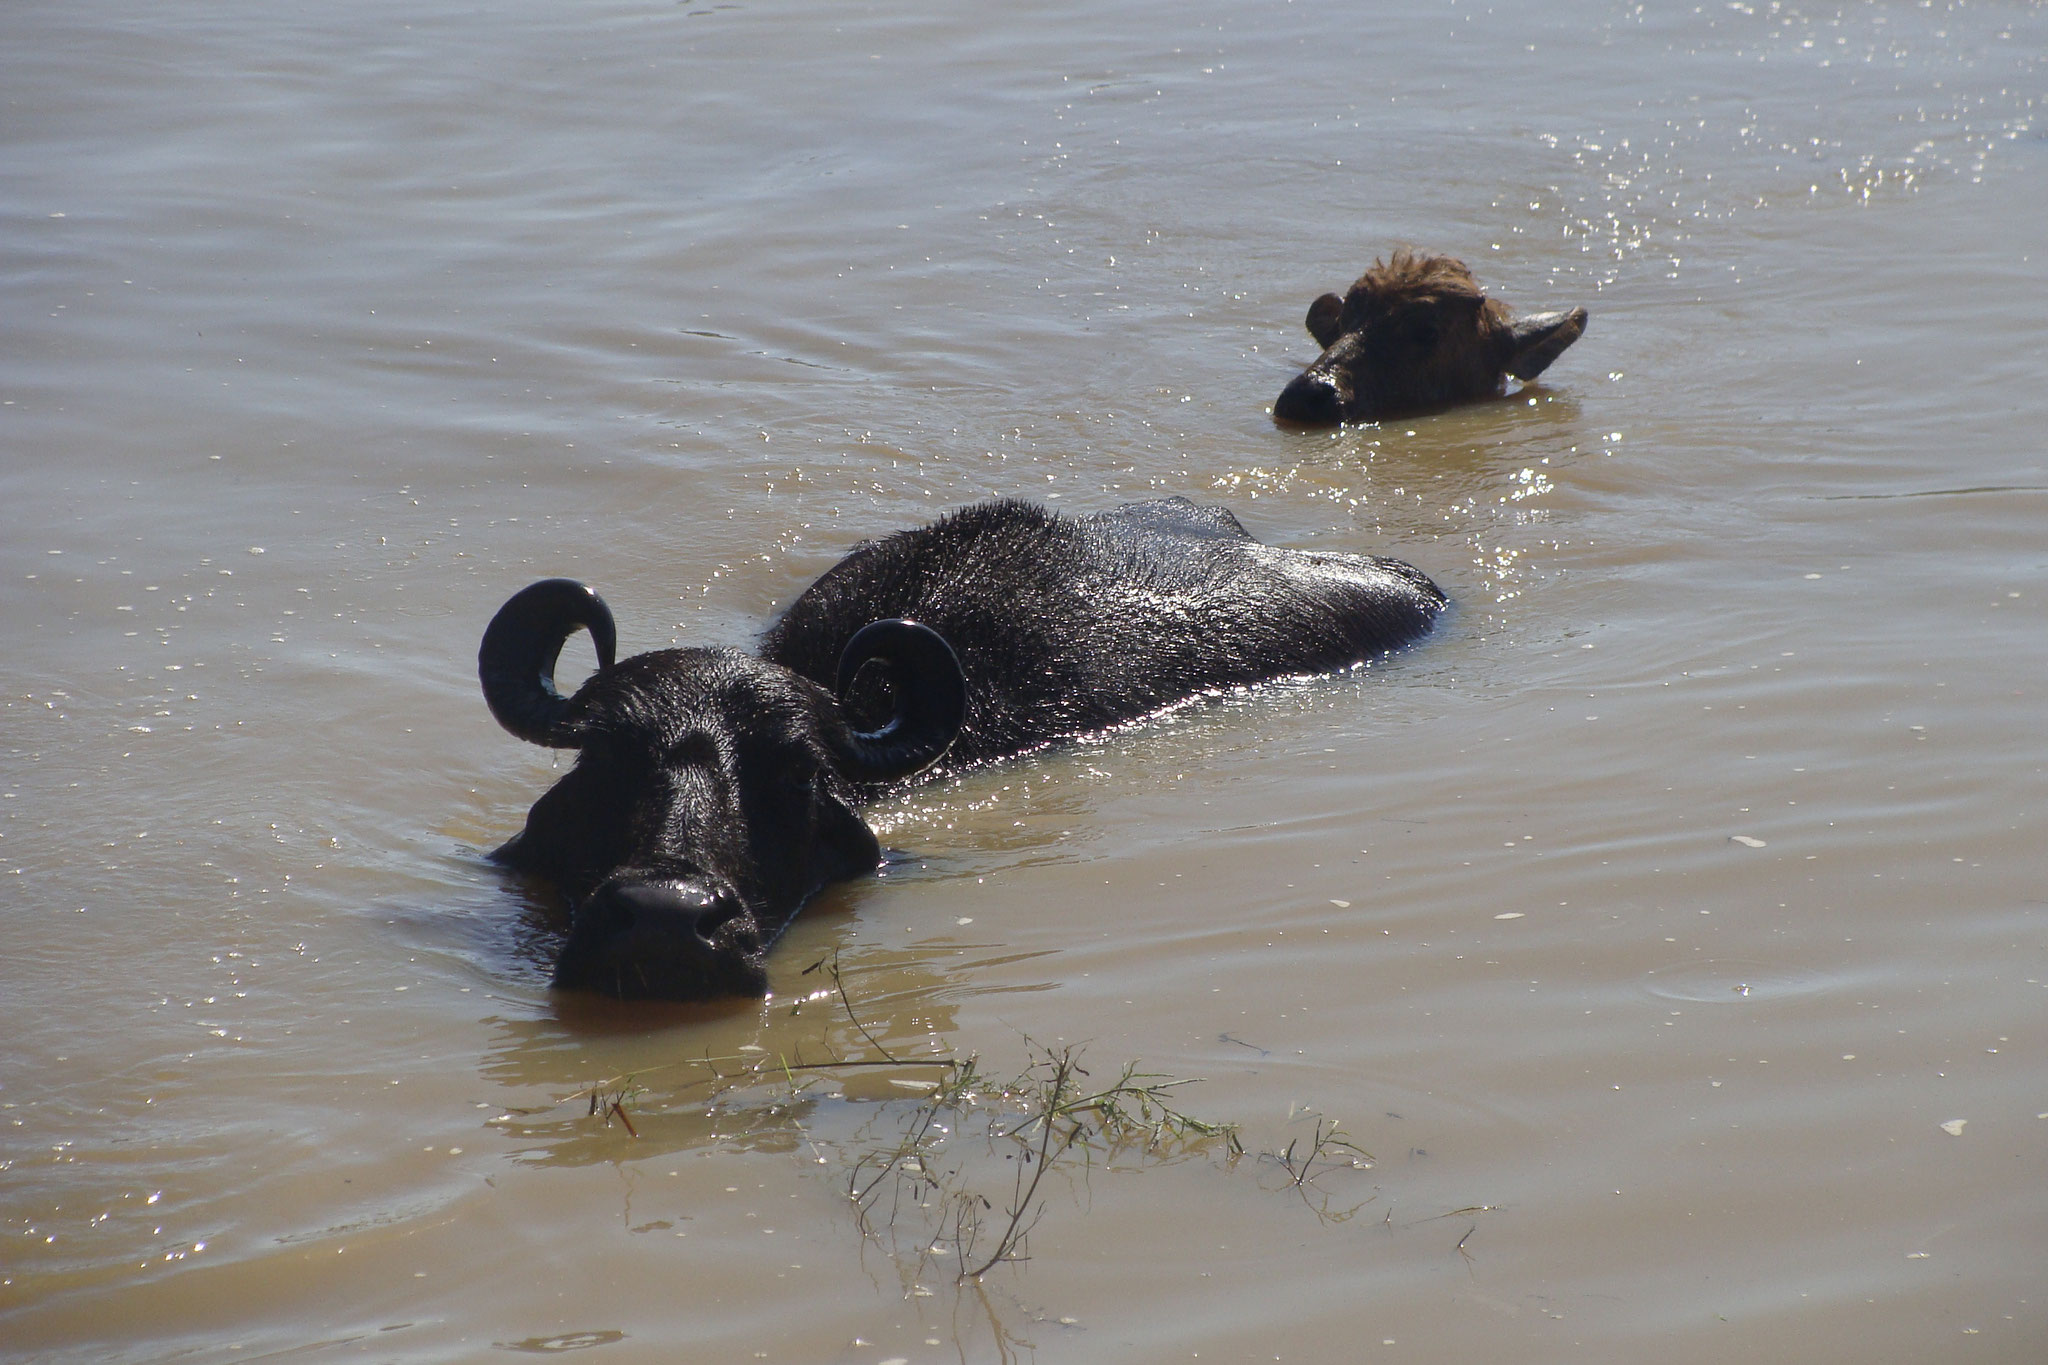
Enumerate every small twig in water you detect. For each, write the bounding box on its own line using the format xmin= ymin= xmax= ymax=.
xmin=587 ymin=1078 xmax=641 ymax=1138
xmin=960 ymin=1048 xmax=1083 ymax=1281
xmin=806 ymin=951 xmax=902 ymax=1064
xmin=1259 ymin=1117 xmax=1375 ymax=1221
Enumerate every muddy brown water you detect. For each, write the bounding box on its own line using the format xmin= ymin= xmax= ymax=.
xmin=4 ymin=1 xmax=2045 ymax=1360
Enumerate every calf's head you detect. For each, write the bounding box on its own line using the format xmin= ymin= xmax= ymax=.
xmin=1273 ymin=250 xmax=1587 ymax=426
xmin=479 ymin=579 xmax=965 ymax=1001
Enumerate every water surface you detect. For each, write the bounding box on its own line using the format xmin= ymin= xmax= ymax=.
xmin=4 ymin=1 xmax=2044 ymax=1360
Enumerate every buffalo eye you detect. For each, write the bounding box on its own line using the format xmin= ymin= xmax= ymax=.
xmin=779 ymin=758 xmax=824 ymax=797
xmin=744 ymin=742 xmax=827 ymax=808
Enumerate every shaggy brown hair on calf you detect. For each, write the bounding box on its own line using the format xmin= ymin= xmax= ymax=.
xmin=1275 ymin=249 xmax=1587 ymax=426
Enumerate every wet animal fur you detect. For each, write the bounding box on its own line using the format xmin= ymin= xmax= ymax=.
xmin=1275 ymin=249 xmax=1587 ymax=425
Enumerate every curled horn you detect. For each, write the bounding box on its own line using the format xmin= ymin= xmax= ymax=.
xmin=478 ymin=578 xmax=617 ymax=747
xmin=829 ymin=619 xmax=966 ymax=782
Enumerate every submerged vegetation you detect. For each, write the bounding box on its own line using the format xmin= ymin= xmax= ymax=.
xmin=844 ymin=1038 xmax=1246 ymax=1281
xmin=499 ymin=955 xmax=1385 ymax=1282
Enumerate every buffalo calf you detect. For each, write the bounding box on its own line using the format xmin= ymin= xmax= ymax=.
xmin=1273 ymin=250 xmax=1587 ymax=426
xmin=479 ymin=497 xmax=1445 ymax=1001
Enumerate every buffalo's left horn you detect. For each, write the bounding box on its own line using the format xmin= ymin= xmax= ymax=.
xmin=829 ymin=619 xmax=966 ymax=782
xmin=478 ymin=578 xmax=617 ymax=748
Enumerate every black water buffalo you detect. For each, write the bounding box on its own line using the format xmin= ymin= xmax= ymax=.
xmin=1273 ymin=250 xmax=1587 ymax=426
xmin=479 ymin=497 xmax=1445 ymax=1000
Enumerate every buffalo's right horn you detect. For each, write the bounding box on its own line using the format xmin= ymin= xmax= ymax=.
xmin=829 ymin=619 xmax=966 ymax=782
xmin=479 ymin=578 xmax=617 ymax=747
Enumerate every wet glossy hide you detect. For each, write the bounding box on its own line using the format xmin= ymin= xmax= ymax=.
xmin=482 ymin=598 xmax=957 ymax=1003
xmin=479 ymin=498 xmax=1444 ymax=1001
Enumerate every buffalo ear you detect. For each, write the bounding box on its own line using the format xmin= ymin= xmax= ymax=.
xmin=1305 ymin=293 xmax=1345 ymax=349
xmin=1505 ymin=307 xmax=1588 ymax=381
xmin=828 ymin=619 xmax=966 ymax=783
xmin=814 ymin=790 xmax=884 ymax=881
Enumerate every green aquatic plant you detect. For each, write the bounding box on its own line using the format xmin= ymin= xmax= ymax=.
xmin=844 ymin=1036 xmax=1245 ymax=1282
xmin=510 ymin=952 xmax=1414 ymax=1286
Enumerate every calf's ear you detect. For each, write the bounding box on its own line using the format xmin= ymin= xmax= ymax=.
xmin=1505 ymin=307 xmax=1588 ymax=381
xmin=1305 ymin=293 xmax=1345 ymax=349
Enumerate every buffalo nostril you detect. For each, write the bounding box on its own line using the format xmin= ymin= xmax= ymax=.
xmin=687 ymin=898 xmax=744 ymax=949
xmin=1274 ymin=372 xmax=1343 ymax=426
xmin=554 ymin=876 xmax=759 ymax=995
xmin=580 ymin=878 xmax=729 ymax=948
xmin=553 ymin=876 xmax=764 ymax=1000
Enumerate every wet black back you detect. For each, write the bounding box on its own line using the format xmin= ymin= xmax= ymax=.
xmin=759 ymin=497 xmax=1445 ymax=772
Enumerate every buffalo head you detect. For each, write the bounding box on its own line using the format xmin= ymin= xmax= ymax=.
xmin=479 ymin=578 xmax=965 ymax=1000
xmin=1273 ymin=250 xmax=1587 ymax=426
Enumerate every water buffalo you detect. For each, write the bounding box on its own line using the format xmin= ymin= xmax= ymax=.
xmin=479 ymin=496 xmax=1445 ymax=1001
xmin=1272 ymin=250 xmax=1587 ymax=426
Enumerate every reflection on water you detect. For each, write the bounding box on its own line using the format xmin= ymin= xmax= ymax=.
xmin=475 ymin=937 xmax=972 ymax=1166
xmin=6 ymin=0 xmax=2048 ymax=1358
xmin=495 ymin=1329 xmax=631 ymax=1355
xmin=1640 ymin=957 xmax=1838 ymax=1005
